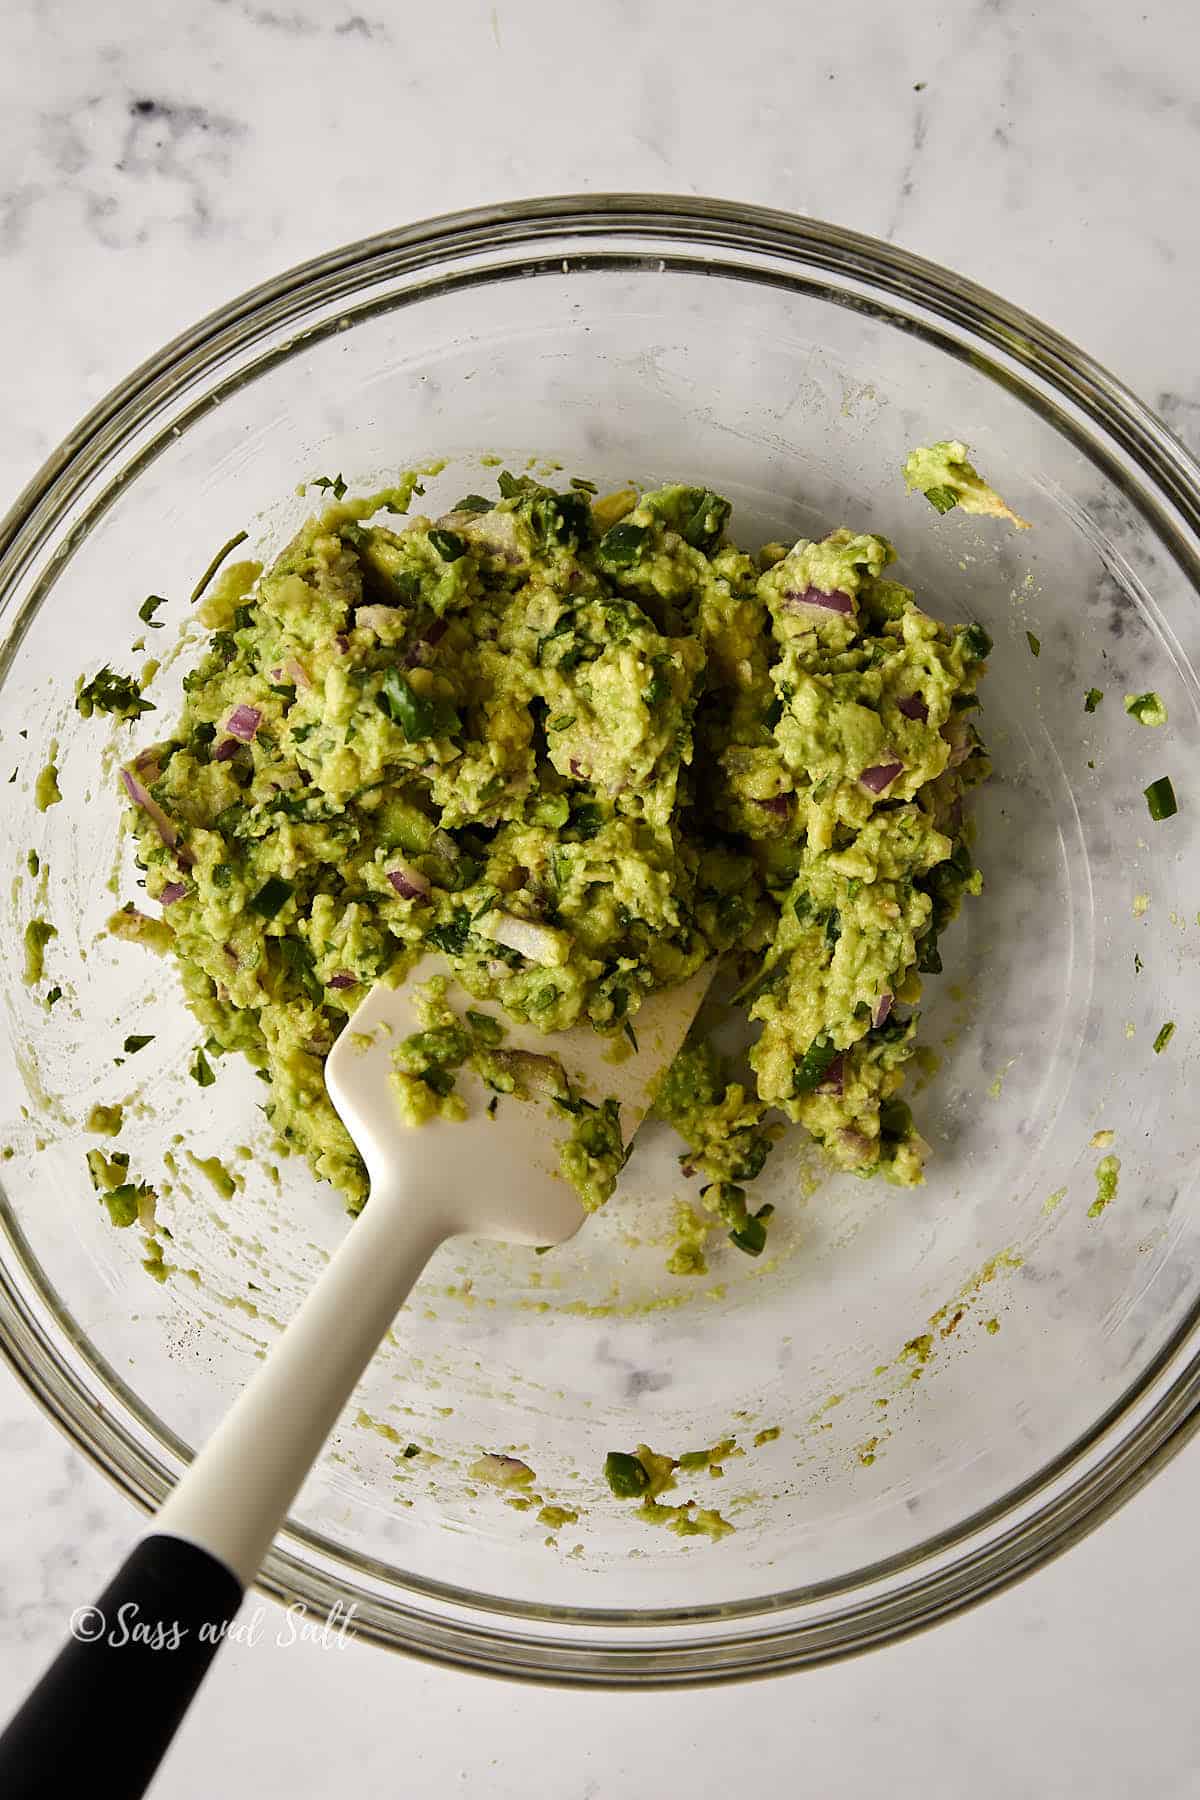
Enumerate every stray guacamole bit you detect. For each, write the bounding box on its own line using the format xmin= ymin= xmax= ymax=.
xmin=604 ymin=1444 xmax=733 ymax=1540
xmin=1089 ymin=1153 xmax=1120 ymax=1218
xmin=35 ymin=753 xmax=62 ymax=811
xmin=85 ymin=1146 xmax=156 ymax=1230
xmin=903 ymin=440 xmax=1030 ymax=529
xmin=23 ymin=918 xmax=56 ymax=985
xmin=86 ymin=1102 xmax=124 ymax=1136
xmin=104 ymin=469 xmax=989 ymax=1236
xmin=1124 ymin=691 xmax=1167 ymax=727
xmin=76 ymin=666 xmax=155 ymax=723
xmin=470 ymin=1452 xmax=536 ymax=1489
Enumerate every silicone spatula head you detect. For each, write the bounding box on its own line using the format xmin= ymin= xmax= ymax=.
xmin=324 ymin=955 xmax=713 ymax=1247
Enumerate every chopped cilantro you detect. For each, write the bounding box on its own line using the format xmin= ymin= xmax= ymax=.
xmin=312 ymin=473 xmax=347 ymax=500
xmin=190 ymin=1047 xmax=216 ymax=1087
xmin=1144 ymin=776 xmax=1177 ymax=822
xmin=428 ymin=528 xmax=466 ymax=563
xmin=138 ymin=594 xmax=168 ymax=628
xmin=957 ymin=622 xmax=992 ymax=663
xmin=1153 ymin=1021 xmax=1176 ymax=1055
xmin=123 ymin=1034 xmax=154 ymax=1053
xmin=792 ymin=1036 xmax=839 ymax=1094
xmin=597 ymin=521 xmax=650 ymax=569
xmin=377 ymin=667 xmax=460 ymax=741
xmin=1026 ymin=630 xmax=1041 ymax=657
xmin=604 ymin=1450 xmax=650 ymax=1499
xmin=1084 ymin=687 xmax=1103 ymax=712
xmin=249 ymin=876 xmax=294 ymax=919
xmin=623 ymin=1020 xmax=639 ymax=1053
xmin=1124 ymin=691 xmax=1168 ymax=727
xmin=923 ymin=485 xmax=960 ymax=514
xmin=75 ymin=666 xmax=155 ymax=723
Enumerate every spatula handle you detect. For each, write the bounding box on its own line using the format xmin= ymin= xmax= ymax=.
xmin=0 ymin=1181 xmax=443 ymax=1798
xmin=154 ymin=1179 xmax=446 ymax=1584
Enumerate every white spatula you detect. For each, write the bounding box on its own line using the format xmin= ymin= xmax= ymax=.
xmin=0 ymin=957 xmax=711 ymax=1798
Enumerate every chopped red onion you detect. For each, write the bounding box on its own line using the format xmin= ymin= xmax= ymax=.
xmin=386 ymin=863 xmax=431 ymax=900
xmin=859 ymin=760 xmax=903 ymax=795
xmin=838 ymin=1127 xmax=876 ymax=1165
xmin=439 ymin=509 xmax=523 ymax=568
xmin=482 ymin=911 xmax=566 ymax=967
xmin=897 ymin=693 xmax=928 ymax=722
xmin=873 ymin=992 xmax=893 ymax=1029
xmin=132 ymin=745 xmax=162 ymax=773
xmin=492 ymin=1050 xmax=565 ymax=1094
xmin=781 ymin=585 xmax=855 ymax=616
xmin=403 ymin=639 xmax=435 ymax=668
xmin=816 ymin=1054 xmax=845 ymax=1096
xmin=942 ymin=715 xmax=975 ymax=768
xmin=213 ymin=737 xmax=241 ymax=762
xmin=284 ymin=657 xmax=311 ymax=689
xmin=469 ymin=1452 xmax=536 ymax=1487
xmin=753 ymin=794 xmax=792 ymax=818
xmin=225 ymin=704 xmax=261 ymax=742
xmin=328 ymin=971 xmax=358 ymax=990
xmin=160 ymin=882 xmax=189 ymax=906
xmin=334 ymin=634 xmax=350 ymax=654
xmin=355 ymin=605 xmax=399 ymax=636
xmin=568 ymin=758 xmax=585 ymax=779
xmin=119 ymin=767 xmax=194 ymax=866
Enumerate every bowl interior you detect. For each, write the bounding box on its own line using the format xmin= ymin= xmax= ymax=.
xmin=3 ymin=216 xmax=1200 ymax=1665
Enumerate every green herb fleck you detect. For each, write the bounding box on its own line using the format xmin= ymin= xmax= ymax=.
xmin=377 ymin=667 xmax=460 ymax=741
xmin=1124 ymin=691 xmax=1167 ymax=727
xmin=923 ymin=485 xmax=960 ymax=515
xmin=604 ymin=1450 xmax=650 ymax=1499
xmin=138 ymin=594 xmax=168 ymax=628
xmin=1153 ymin=1021 xmax=1175 ymax=1055
xmin=622 ymin=1020 xmax=639 ymax=1054
xmin=1084 ymin=687 xmax=1103 ymax=712
xmin=190 ymin=530 xmax=249 ymax=603
xmin=75 ymin=667 xmax=155 ymax=723
xmin=597 ymin=522 xmax=651 ymax=569
xmin=1144 ymin=776 xmax=1177 ymax=821
xmin=191 ymin=1047 xmax=216 ymax=1088
xmin=123 ymin=1034 xmax=154 ymax=1054
xmin=249 ymin=875 xmax=294 ymax=919
xmin=312 ymin=473 xmax=347 ymax=500
xmin=428 ymin=528 xmax=466 ymax=563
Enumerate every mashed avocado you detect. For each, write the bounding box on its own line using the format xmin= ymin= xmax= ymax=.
xmin=107 ymin=469 xmax=989 ymax=1243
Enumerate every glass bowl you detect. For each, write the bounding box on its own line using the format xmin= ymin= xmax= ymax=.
xmin=3 ymin=195 xmax=1200 ymax=1686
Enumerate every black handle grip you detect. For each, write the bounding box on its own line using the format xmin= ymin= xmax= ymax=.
xmin=0 ymin=1533 xmax=243 ymax=1798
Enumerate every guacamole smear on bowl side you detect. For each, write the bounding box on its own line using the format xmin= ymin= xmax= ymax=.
xmin=104 ymin=469 xmax=990 ymax=1251
xmin=903 ymin=440 xmax=1029 ymax=529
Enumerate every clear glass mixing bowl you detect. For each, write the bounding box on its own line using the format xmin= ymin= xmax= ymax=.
xmin=3 ymin=196 xmax=1200 ymax=1685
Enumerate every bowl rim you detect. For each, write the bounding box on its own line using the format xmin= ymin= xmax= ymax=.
xmin=4 ymin=191 xmax=1200 ymax=1686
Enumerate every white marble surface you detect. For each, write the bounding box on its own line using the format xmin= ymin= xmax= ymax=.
xmin=3 ymin=0 xmax=1200 ymax=1791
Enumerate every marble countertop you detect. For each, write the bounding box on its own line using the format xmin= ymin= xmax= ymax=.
xmin=3 ymin=0 xmax=1200 ymax=1792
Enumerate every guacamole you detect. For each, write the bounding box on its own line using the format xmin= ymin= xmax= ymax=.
xmin=106 ymin=469 xmax=989 ymax=1249
xmin=903 ymin=440 xmax=1029 ymax=529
